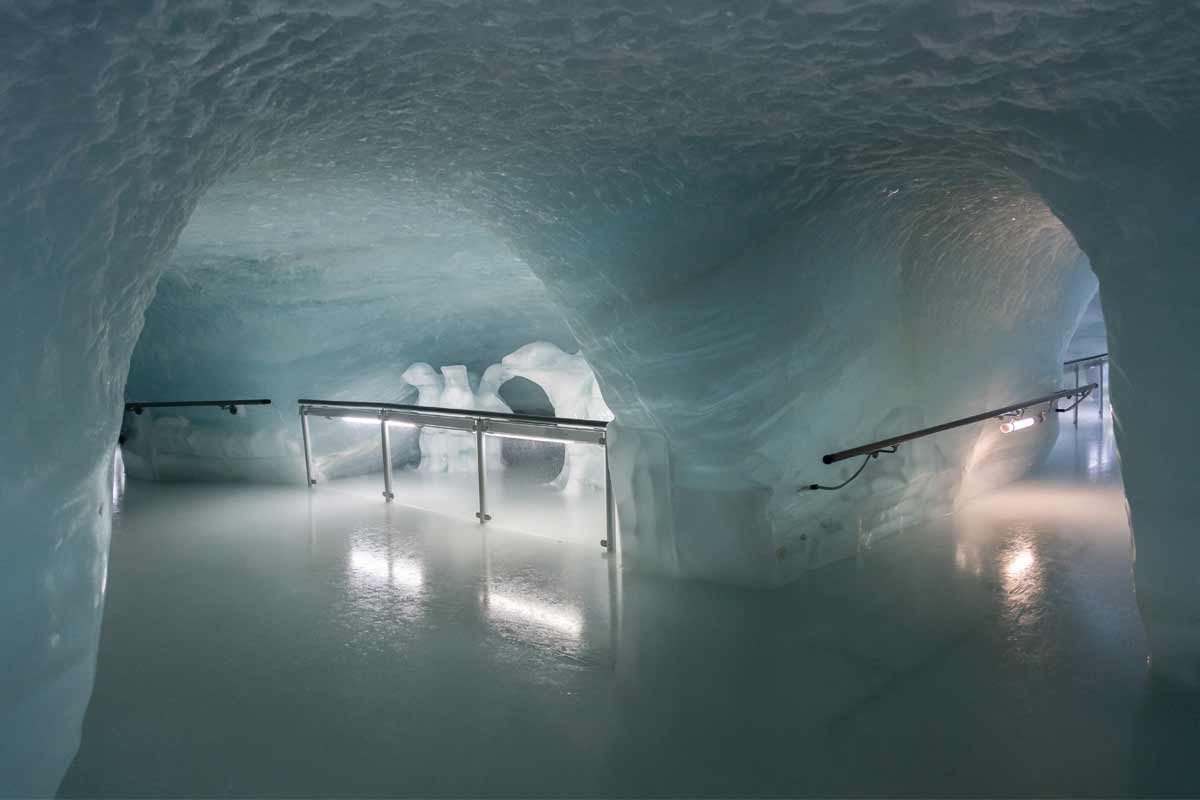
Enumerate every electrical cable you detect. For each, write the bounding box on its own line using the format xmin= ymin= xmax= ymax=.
xmin=805 ymin=446 xmax=897 ymax=491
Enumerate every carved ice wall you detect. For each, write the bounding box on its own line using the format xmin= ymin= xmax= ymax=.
xmin=3 ymin=3 xmax=1200 ymax=793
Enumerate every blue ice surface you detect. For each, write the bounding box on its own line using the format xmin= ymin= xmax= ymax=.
xmin=2 ymin=2 xmax=1199 ymax=793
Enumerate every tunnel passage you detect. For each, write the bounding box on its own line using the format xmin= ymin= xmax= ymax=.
xmin=3 ymin=3 xmax=1200 ymax=794
xmin=121 ymin=168 xmax=582 ymax=485
xmin=497 ymin=376 xmax=566 ymax=484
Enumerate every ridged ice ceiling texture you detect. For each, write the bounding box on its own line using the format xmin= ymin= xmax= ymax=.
xmin=2 ymin=1 xmax=1200 ymax=793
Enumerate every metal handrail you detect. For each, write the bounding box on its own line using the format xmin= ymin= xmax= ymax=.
xmin=297 ymin=398 xmax=608 ymax=430
xmin=297 ymin=399 xmax=617 ymax=553
xmin=1064 ymin=353 xmax=1109 ymax=425
xmin=821 ymin=384 xmax=1097 ymax=465
xmin=125 ymin=399 xmax=272 ymax=415
xmin=1064 ymin=352 xmax=1108 ymax=367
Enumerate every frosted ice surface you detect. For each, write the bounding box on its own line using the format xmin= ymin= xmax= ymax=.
xmin=1065 ymin=291 xmax=1107 ymax=363
xmin=3 ymin=2 xmax=1200 ymax=793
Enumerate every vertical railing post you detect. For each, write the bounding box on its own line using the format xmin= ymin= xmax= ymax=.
xmin=380 ymin=413 xmax=394 ymax=501
xmin=606 ymin=541 xmax=622 ymax=668
xmin=475 ymin=420 xmax=490 ymax=523
xmin=1098 ymin=360 xmax=1105 ymax=420
xmin=1073 ymin=365 xmax=1080 ymax=427
xmin=300 ymin=406 xmax=315 ymax=486
xmin=602 ymin=440 xmax=616 ymax=553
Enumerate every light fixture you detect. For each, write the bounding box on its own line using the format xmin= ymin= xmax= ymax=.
xmin=999 ymin=412 xmax=1043 ymax=434
xmin=343 ymin=416 xmax=416 ymax=428
xmin=484 ymin=431 xmax=568 ymax=444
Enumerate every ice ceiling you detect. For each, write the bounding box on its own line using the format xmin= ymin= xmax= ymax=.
xmin=2 ymin=1 xmax=1200 ymax=793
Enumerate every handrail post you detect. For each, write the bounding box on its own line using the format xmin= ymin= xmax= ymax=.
xmin=603 ymin=441 xmax=616 ymax=553
xmin=475 ymin=420 xmax=491 ymax=524
xmin=1098 ymin=361 xmax=1105 ymax=419
xmin=1074 ymin=365 xmax=1080 ymax=427
xmin=299 ymin=406 xmax=315 ymax=487
xmin=380 ymin=413 xmax=394 ymax=501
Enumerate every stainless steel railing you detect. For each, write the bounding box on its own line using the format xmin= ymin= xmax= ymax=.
xmin=1063 ymin=352 xmax=1108 ymax=425
xmin=297 ymin=399 xmax=617 ymax=552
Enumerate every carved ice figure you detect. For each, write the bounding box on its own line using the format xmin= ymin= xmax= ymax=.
xmin=438 ymin=365 xmax=478 ymax=472
xmin=476 ymin=364 xmax=514 ymax=471
xmin=501 ymin=342 xmax=614 ymax=493
xmin=401 ymin=362 xmax=447 ymax=472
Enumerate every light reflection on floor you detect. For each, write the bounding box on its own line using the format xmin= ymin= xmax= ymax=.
xmin=62 ymin=410 xmax=1200 ymax=797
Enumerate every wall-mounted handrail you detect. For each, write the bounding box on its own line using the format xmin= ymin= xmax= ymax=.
xmin=298 ymin=399 xmax=617 ymax=553
xmin=821 ymin=384 xmax=1097 ymax=466
xmin=125 ymin=399 xmax=272 ymax=415
xmin=1063 ymin=352 xmax=1108 ymax=367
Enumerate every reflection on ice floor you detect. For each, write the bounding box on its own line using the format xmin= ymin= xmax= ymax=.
xmin=326 ymin=465 xmax=608 ymax=548
xmin=62 ymin=414 xmax=1200 ymax=797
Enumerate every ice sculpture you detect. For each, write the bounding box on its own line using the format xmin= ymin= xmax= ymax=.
xmin=501 ymin=342 xmax=615 ymax=494
xmin=4 ymin=3 xmax=1200 ymax=792
xmin=477 ymin=364 xmax=514 ymax=471
xmin=401 ymin=363 xmax=447 ymax=473
xmin=438 ymin=366 xmax=479 ymax=472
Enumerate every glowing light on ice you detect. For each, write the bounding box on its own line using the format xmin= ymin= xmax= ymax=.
xmin=1006 ymin=547 xmax=1035 ymax=579
xmin=487 ymin=592 xmax=583 ymax=639
xmin=111 ymin=447 xmax=126 ymax=508
xmin=349 ymin=549 xmax=424 ymax=588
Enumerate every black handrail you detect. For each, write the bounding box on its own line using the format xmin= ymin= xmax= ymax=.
xmin=125 ymin=399 xmax=272 ymax=415
xmin=1064 ymin=352 xmax=1108 ymax=367
xmin=298 ymin=399 xmax=609 ymax=431
xmin=821 ymin=385 xmax=1096 ymax=465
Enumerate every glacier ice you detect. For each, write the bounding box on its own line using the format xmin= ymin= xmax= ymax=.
xmin=402 ymin=363 xmax=449 ymax=474
xmin=2 ymin=1 xmax=1200 ymax=793
xmin=502 ymin=342 xmax=614 ymax=494
xmin=478 ymin=364 xmax=515 ymax=471
xmin=1065 ymin=293 xmax=1108 ymax=364
xmin=439 ymin=365 xmax=481 ymax=473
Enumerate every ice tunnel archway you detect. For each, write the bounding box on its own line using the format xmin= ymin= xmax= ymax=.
xmin=497 ymin=376 xmax=565 ymax=483
xmin=122 ymin=167 xmax=586 ymax=484
xmin=4 ymin=3 xmax=1200 ymax=794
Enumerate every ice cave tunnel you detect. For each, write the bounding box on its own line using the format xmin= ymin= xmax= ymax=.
xmin=3 ymin=2 xmax=1200 ymax=796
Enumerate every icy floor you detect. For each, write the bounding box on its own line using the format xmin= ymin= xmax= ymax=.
xmin=61 ymin=402 xmax=1200 ymax=797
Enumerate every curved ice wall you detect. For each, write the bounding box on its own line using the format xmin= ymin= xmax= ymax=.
xmin=121 ymin=169 xmax=580 ymax=482
xmin=2 ymin=2 xmax=1199 ymax=793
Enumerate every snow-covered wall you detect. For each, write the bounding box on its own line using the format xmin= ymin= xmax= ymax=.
xmin=2 ymin=1 xmax=1199 ymax=793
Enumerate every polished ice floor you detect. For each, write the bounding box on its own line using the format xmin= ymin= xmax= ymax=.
xmin=62 ymin=407 xmax=1200 ymax=796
